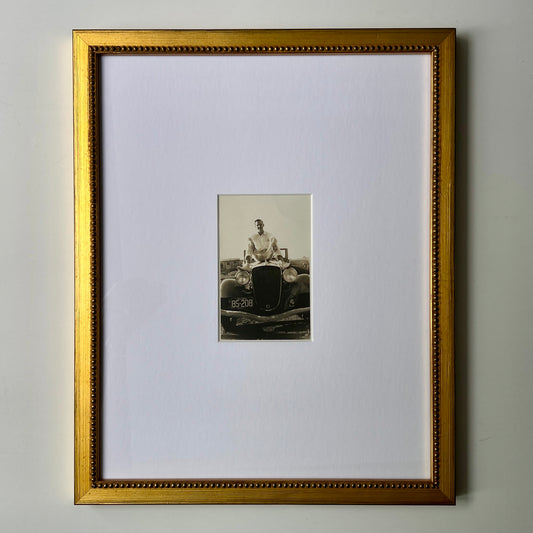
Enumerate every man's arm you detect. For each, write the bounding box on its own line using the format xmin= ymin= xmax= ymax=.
xmin=270 ymin=236 xmax=284 ymax=260
xmin=245 ymin=237 xmax=255 ymax=263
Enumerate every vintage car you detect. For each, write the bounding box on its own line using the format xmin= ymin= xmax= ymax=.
xmin=220 ymin=250 xmax=310 ymax=335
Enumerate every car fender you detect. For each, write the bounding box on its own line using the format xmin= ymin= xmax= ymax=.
xmin=220 ymin=278 xmax=246 ymax=298
xmin=291 ymin=273 xmax=310 ymax=296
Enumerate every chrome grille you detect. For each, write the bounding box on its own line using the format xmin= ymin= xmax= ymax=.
xmin=251 ymin=265 xmax=282 ymax=312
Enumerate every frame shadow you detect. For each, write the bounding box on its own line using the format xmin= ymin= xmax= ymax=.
xmin=455 ymin=34 xmax=470 ymax=498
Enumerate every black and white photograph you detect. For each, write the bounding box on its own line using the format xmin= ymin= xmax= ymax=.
xmin=219 ymin=194 xmax=311 ymax=340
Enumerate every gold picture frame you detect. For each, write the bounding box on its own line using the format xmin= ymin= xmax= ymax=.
xmin=74 ymin=29 xmax=455 ymax=504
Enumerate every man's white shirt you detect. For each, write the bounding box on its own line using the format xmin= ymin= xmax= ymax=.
xmin=248 ymin=231 xmax=279 ymax=260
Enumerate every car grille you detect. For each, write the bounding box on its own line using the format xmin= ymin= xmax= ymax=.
xmin=252 ymin=265 xmax=282 ymax=312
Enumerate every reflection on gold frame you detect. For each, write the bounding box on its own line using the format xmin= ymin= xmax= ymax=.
xmin=74 ymin=28 xmax=455 ymax=504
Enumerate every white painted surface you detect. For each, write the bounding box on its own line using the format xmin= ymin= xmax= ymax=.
xmin=99 ymin=54 xmax=430 ymax=478
xmin=2 ymin=0 xmax=533 ymax=531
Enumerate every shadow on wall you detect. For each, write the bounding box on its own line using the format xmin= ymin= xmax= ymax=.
xmin=455 ymin=33 xmax=471 ymax=498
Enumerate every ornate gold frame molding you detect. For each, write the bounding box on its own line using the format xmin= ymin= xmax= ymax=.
xmin=74 ymin=29 xmax=455 ymax=504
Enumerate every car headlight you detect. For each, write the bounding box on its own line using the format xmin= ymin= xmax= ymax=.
xmin=283 ymin=267 xmax=298 ymax=283
xmin=235 ymin=270 xmax=251 ymax=285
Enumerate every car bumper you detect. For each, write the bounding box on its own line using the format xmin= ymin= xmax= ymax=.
xmin=221 ymin=307 xmax=310 ymax=323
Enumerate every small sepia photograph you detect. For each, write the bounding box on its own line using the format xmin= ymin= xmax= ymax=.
xmin=219 ymin=194 xmax=311 ymax=341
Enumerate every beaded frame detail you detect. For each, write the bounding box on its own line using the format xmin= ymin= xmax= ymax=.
xmin=74 ymin=29 xmax=455 ymax=504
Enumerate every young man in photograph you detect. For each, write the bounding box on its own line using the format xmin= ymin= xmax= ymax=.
xmin=245 ymin=219 xmax=284 ymax=264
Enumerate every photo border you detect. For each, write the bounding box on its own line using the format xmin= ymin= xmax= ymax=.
xmin=74 ymin=28 xmax=455 ymax=504
xmin=218 ymin=193 xmax=313 ymax=342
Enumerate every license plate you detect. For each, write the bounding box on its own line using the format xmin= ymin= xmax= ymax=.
xmin=230 ymin=297 xmax=254 ymax=309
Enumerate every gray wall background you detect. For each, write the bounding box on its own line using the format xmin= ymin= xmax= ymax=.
xmin=2 ymin=1 xmax=532 ymax=531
